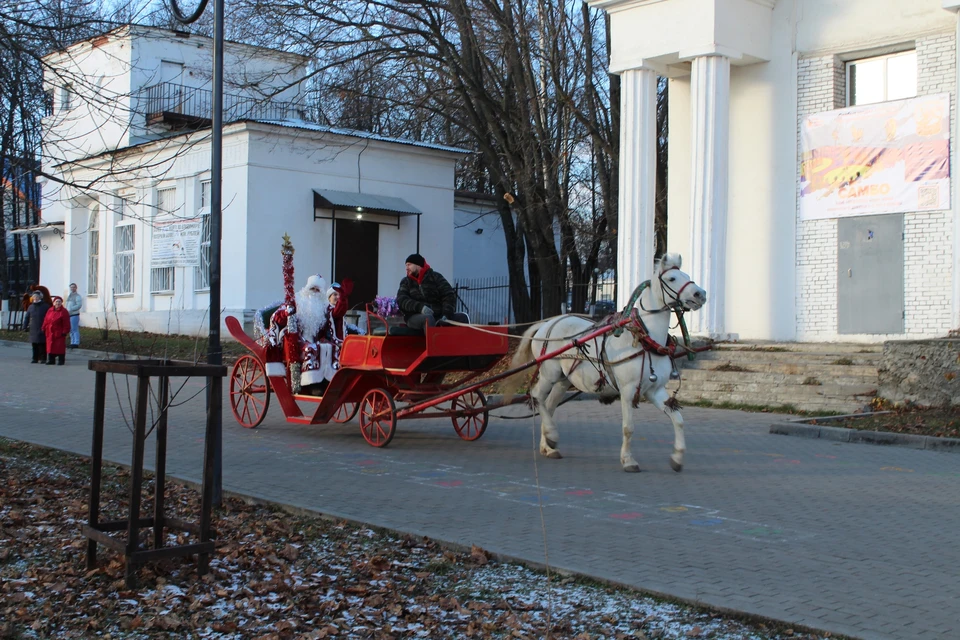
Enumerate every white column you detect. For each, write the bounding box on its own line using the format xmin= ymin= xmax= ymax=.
xmin=617 ymin=67 xmax=658 ymax=308
xmin=688 ymin=54 xmax=731 ymax=337
xmin=953 ymin=7 xmax=960 ymax=331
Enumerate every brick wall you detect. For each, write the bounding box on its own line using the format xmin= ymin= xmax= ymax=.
xmin=796 ymin=35 xmax=956 ymax=341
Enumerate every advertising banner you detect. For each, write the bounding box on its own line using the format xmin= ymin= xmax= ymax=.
xmin=151 ymin=218 xmax=202 ymax=268
xmin=799 ymin=94 xmax=950 ymax=221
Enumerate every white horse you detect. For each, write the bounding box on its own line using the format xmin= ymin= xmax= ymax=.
xmin=502 ymin=253 xmax=707 ymax=473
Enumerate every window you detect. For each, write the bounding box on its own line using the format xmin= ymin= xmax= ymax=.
xmin=114 ymin=224 xmax=135 ymax=295
xmin=847 ymin=50 xmax=917 ymax=106
xmin=61 ymin=84 xmax=73 ymax=111
xmin=195 ymin=180 xmax=212 ymax=291
xmin=157 ymin=187 xmax=177 ymax=217
xmin=87 ymin=205 xmax=99 ymax=295
xmin=151 ymin=267 xmax=175 ymax=294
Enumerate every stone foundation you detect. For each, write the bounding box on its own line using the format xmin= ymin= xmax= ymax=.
xmin=878 ymin=339 xmax=960 ymax=407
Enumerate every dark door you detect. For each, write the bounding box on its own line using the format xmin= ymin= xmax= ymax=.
xmin=335 ymin=220 xmax=379 ymax=312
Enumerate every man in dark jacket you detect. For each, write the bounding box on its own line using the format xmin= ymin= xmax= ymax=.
xmin=396 ymin=254 xmax=468 ymax=331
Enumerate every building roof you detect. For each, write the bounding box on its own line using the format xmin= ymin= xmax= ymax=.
xmin=255 ymin=119 xmax=470 ymax=155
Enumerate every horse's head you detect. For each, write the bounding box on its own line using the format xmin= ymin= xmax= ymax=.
xmin=652 ymin=253 xmax=706 ymax=311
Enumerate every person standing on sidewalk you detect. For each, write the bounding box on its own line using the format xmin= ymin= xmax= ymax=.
xmin=23 ymin=292 xmax=50 ymax=363
xmin=65 ymin=283 xmax=82 ymax=349
xmin=42 ymin=296 xmax=71 ymax=365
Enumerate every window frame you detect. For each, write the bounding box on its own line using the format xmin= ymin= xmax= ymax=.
xmin=846 ymin=49 xmax=918 ymax=107
xmin=194 ymin=180 xmax=212 ymax=291
xmin=87 ymin=204 xmax=100 ymax=296
xmin=113 ymin=220 xmax=136 ymax=296
xmin=150 ymin=267 xmax=176 ymax=294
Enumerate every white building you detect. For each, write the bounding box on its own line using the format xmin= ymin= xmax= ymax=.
xmin=35 ymin=26 xmax=465 ymax=334
xmin=592 ymin=0 xmax=960 ymax=342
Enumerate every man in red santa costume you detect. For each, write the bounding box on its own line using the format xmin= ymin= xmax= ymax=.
xmin=266 ymin=274 xmax=336 ymax=391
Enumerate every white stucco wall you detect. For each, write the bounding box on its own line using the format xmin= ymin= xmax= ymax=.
xmin=452 ymin=196 xmax=507 ymax=282
xmin=243 ymin=123 xmax=460 ymax=313
xmin=41 ymin=26 xmax=309 ymax=167
xmin=39 ymin=120 xmax=462 ymax=336
xmin=666 ymin=0 xmax=957 ymax=341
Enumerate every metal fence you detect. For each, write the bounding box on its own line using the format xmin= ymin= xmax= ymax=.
xmin=137 ymin=82 xmax=309 ymax=124
xmin=454 ymin=276 xmax=617 ymax=325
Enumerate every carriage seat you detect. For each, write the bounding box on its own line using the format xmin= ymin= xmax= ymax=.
xmin=370 ymin=324 xmax=424 ymax=337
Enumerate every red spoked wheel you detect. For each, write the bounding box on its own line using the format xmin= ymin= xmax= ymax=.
xmin=359 ymin=388 xmax=397 ymax=448
xmin=229 ymin=355 xmax=271 ymax=428
xmin=451 ymin=390 xmax=488 ymax=441
xmin=333 ymin=402 xmax=360 ymax=423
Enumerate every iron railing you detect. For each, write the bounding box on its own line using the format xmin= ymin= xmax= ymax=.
xmin=454 ymin=276 xmax=618 ymax=325
xmin=137 ymin=82 xmax=310 ymax=124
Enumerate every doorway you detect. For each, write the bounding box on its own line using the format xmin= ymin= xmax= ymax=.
xmin=334 ymin=220 xmax=379 ymax=312
xmin=837 ymin=214 xmax=904 ymax=334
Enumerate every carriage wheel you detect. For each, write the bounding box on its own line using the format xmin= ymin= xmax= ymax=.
xmin=451 ymin=390 xmax=488 ymax=441
xmin=229 ymin=355 xmax=270 ymax=428
xmin=359 ymin=388 xmax=396 ymax=448
xmin=333 ymin=402 xmax=360 ymax=423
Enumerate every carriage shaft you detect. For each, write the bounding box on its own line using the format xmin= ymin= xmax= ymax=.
xmin=393 ymin=316 xmax=634 ymax=420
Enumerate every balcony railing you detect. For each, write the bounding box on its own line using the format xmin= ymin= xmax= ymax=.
xmin=137 ymin=82 xmax=310 ymax=127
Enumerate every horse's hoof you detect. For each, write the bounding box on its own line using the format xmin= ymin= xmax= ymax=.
xmin=545 ymin=438 xmax=558 ymax=449
xmin=624 ymin=464 xmax=641 ymax=473
xmin=670 ymin=459 xmax=683 ymax=473
xmin=544 ymin=450 xmax=563 ymax=459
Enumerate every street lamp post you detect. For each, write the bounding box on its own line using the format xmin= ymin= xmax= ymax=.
xmin=169 ymin=0 xmax=224 ymax=504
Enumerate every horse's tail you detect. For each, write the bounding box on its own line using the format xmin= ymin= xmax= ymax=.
xmin=501 ymin=322 xmax=543 ymax=403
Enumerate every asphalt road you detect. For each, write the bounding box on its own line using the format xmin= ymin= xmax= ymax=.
xmin=1 ymin=341 xmax=958 ymax=639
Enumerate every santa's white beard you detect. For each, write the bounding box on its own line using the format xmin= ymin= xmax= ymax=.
xmin=296 ymin=289 xmax=329 ymax=341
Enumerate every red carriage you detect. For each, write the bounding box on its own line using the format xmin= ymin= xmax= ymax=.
xmin=225 ymin=307 xmax=509 ymax=447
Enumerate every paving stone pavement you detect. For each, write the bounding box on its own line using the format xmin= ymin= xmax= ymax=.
xmin=1 ymin=341 xmax=958 ymax=640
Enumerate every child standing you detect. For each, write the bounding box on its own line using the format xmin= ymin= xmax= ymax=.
xmin=42 ymin=296 xmax=71 ymax=365
xmin=23 ymin=292 xmax=50 ymax=363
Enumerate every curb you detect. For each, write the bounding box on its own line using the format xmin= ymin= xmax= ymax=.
xmin=770 ymin=421 xmax=960 ymax=452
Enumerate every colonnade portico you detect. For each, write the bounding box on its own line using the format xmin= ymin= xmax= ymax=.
xmin=588 ymin=0 xmax=773 ymax=339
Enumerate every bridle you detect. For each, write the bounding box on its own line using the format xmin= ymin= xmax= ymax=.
xmin=640 ymin=266 xmax=697 ymax=313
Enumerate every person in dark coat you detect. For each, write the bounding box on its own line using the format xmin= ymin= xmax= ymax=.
xmin=23 ymin=292 xmax=50 ymax=363
xmin=42 ymin=296 xmax=71 ymax=365
xmin=396 ymin=254 xmax=468 ymax=331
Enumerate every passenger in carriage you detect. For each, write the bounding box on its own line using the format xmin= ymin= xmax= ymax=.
xmin=396 ymin=253 xmax=468 ymax=331
xmin=327 ymin=279 xmax=365 ymax=340
xmin=266 ymin=274 xmax=337 ymax=392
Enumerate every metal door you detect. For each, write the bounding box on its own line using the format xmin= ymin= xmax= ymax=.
xmin=837 ymin=214 xmax=904 ymax=334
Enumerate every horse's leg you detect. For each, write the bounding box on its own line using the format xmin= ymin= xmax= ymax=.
xmin=648 ymin=386 xmax=685 ymax=472
xmin=538 ymin=377 xmax=571 ymax=458
xmin=618 ymin=390 xmax=641 ymax=473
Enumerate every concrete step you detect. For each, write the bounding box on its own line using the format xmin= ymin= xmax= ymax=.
xmin=696 ymin=350 xmax=881 ymax=366
xmin=674 ymin=390 xmax=866 ymax=414
xmin=715 ymin=341 xmax=883 ymax=354
xmin=678 ymin=368 xmax=877 ymax=388
xmin=667 ymin=341 xmax=880 ymax=414
xmin=682 ymin=359 xmax=878 ymax=379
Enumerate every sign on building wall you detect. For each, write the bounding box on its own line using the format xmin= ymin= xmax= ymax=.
xmin=800 ymin=94 xmax=951 ymax=221
xmin=151 ymin=218 xmax=202 ymax=267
